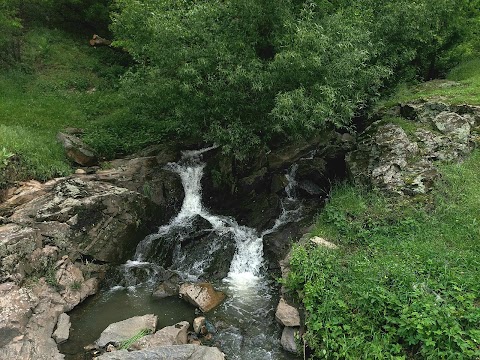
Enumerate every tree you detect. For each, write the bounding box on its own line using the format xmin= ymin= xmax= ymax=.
xmin=110 ymin=0 xmax=479 ymax=158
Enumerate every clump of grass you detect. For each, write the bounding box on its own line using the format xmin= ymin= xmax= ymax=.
xmin=286 ymin=151 xmax=480 ymax=359
xmin=119 ymin=328 xmax=152 ymax=350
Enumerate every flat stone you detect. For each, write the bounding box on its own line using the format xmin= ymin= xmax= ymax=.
xmin=52 ymin=313 xmax=71 ymax=344
xmin=275 ymin=298 xmax=300 ymax=327
xmin=95 ymin=314 xmax=157 ymax=348
xmin=96 ymin=344 xmax=225 ymax=360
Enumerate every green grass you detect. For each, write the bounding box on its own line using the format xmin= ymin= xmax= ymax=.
xmin=379 ymin=58 xmax=480 ymax=108
xmin=286 ymin=151 xmax=480 ymax=359
xmin=0 ymin=27 xmax=123 ymax=184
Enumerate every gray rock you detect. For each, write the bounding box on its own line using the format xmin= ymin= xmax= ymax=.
xmin=96 ymin=345 xmax=225 ymax=360
xmin=130 ymin=321 xmax=189 ymax=350
xmin=281 ymin=327 xmax=299 ymax=353
xmin=432 ymin=111 xmax=473 ymax=143
xmin=95 ymin=314 xmax=158 ymax=348
xmin=275 ymin=298 xmax=300 ymax=327
xmin=52 ymin=313 xmax=71 ymax=344
xmin=179 ymin=283 xmax=226 ymax=313
xmin=57 ymin=132 xmax=98 ymax=166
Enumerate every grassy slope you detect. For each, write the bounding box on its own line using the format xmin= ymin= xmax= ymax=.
xmin=0 ymin=27 xmax=120 ymax=182
xmin=286 ymin=62 xmax=480 ymax=359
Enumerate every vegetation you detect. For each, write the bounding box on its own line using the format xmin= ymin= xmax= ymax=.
xmin=285 ymin=149 xmax=480 ymax=358
xmin=119 ymin=328 xmax=152 ymax=350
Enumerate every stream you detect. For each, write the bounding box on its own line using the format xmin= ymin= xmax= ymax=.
xmin=61 ymin=148 xmax=305 ymax=360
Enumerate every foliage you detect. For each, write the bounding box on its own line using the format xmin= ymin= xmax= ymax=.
xmin=285 ymin=151 xmax=480 ymax=359
xmin=109 ymin=0 xmax=480 ymax=159
xmin=0 ymin=27 xmax=123 ymax=184
xmin=0 ymin=0 xmax=22 ymax=66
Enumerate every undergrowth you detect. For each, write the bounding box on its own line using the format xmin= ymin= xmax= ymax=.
xmin=285 ymin=151 xmax=480 ymax=359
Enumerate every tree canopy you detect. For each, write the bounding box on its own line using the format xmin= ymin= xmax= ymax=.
xmin=109 ymin=0 xmax=479 ymax=158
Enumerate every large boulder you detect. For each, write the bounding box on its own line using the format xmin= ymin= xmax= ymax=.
xmin=95 ymin=314 xmax=158 ymax=348
xmin=179 ymin=283 xmax=226 ymax=312
xmin=96 ymin=344 xmax=225 ymax=360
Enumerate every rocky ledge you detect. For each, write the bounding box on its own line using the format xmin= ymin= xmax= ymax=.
xmin=0 ymin=151 xmax=184 ymax=359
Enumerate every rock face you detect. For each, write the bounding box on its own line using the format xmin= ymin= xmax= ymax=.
xmin=179 ymin=283 xmax=226 ymax=312
xmin=95 ymin=314 xmax=158 ymax=348
xmin=96 ymin=344 xmax=225 ymax=360
xmin=0 ymin=148 xmax=185 ymax=360
xmin=57 ymin=132 xmax=98 ymax=166
xmin=347 ymin=102 xmax=479 ymax=195
xmin=275 ymin=298 xmax=301 ymax=327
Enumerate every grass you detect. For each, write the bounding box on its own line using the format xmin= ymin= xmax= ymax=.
xmin=0 ymin=27 xmax=124 ymax=185
xmin=379 ymin=58 xmax=480 ymax=108
xmin=286 ymin=151 xmax=480 ymax=359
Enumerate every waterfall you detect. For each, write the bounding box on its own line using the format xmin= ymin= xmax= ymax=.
xmin=119 ymin=148 xmax=303 ymax=360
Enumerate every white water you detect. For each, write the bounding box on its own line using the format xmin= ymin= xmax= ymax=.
xmin=120 ymin=149 xmax=303 ymax=359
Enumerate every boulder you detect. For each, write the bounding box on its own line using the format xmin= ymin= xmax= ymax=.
xmin=52 ymin=313 xmax=71 ymax=344
xmin=96 ymin=344 xmax=225 ymax=360
xmin=281 ymin=327 xmax=299 ymax=353
xmin=57 ymin=132 xmax=98 ymax=166
xmin=95 ymin=314 xmax=158 ymax=348
xmin=179 ymin=283 xmax=226 ymax=313
xmin=130 ymin=321 xmax=189 ymax=350
xmin=275 ymin=298 xmax=300 ymax=327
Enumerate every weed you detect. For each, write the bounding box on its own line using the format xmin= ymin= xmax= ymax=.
xmin=119 ymin=328 xmax=152 ymax=350
xmin=70 ymin=280 xmax=82 ymax=291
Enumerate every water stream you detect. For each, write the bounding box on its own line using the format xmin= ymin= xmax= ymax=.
xmin=63 ymin=148 xmax=304 ymax=359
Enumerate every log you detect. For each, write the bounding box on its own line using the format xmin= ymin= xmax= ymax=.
xmin=89 ymin=34 xmax=112 ymax=47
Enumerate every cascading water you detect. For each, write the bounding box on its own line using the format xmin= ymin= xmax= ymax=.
xmin=72 ymin=148 xmax=304 ymax=359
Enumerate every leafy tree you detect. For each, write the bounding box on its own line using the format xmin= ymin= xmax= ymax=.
xmin=110 ymin=0 xmax=480 ymax=158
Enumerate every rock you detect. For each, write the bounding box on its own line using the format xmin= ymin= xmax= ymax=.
xmin=179 ymin=283 xmax=226 ymax=313
xmin=0 ymin=281 xmax=68 ymax=360
xmin=432 ymin=111 xmax=473 ymax=143
xmin=275 ymin=298 xmax=300 ymax=327
xmin=57 ymin=132 xmax=98 ymax=166
xmin=193 ymin=317 xmax=206 ymax=335
xmin=74 ymin=168 xmax=87 ymax=175
xmin=0 ymin=283 xmax=36 ymax=348
xmin=281 ymin=327 xmax=299 ymax=353
xmin=347 ymin=124 xmax=439 ymax=195
xmin=8 ymin=177 xmax=158 ymax=263
xmin=96 ymin=344 xmax=225 ymax=360
xmin=52 ymin=313 xmax=71 ymax=344
xmin=95 ymin=314 xmax=158 ymax=348
xmin=152 ymin=282 xmax=177 ymax=299
xmin=130 ymin=321 xmax=189 ymax=350
xmin=310 ymin=236 xmax=338 ymax=249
